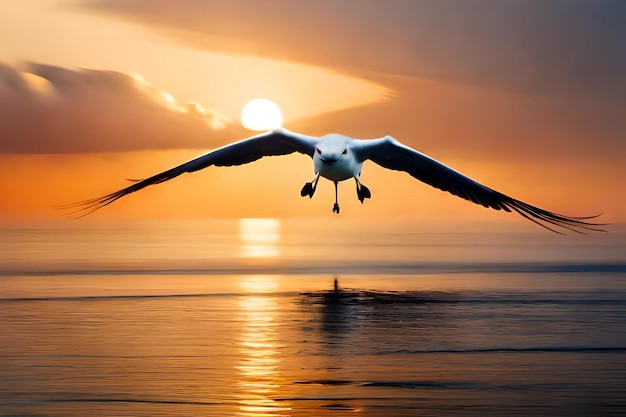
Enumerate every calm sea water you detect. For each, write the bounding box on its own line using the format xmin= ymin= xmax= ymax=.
xmin=1 ymin=219 xmax=626 ymax=416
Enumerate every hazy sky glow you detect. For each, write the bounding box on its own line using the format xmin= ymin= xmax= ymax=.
xmin=0 ymin=0 xmax=624 ymax=222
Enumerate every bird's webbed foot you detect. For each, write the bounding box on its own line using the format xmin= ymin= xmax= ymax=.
xmin=301 ymin=174 xmax=320 ymax=199
xmin=333 ymin=203 xmax=340 ymax=214
xmin=357 ymin=183 xmax=372 ymax=203
xmin=300 ymin=182 xmax=314 ymax=198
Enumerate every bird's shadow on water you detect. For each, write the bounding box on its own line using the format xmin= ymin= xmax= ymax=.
xmin=298 ymin=278 xmax=459 ymax=338
xmin=292 ymin=279 xmax=468 ymax=409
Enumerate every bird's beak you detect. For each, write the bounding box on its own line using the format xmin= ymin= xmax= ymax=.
xmin=321 ymin=157 xmax=338 ymax=165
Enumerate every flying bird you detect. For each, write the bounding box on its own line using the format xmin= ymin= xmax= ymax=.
xmin=65 ymin=129 xmax=604 ymax=234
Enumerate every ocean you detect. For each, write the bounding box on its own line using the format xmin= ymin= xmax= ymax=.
xmin=1 ymin=219 xmax=625 ymax=416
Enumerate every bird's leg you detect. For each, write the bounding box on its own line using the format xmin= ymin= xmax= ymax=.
xmin=355 ymin=178 xmax=372 ymax=203
xmin=300 ymin=173 xmax=320 ymax=198
xmin=333 ymin=181 xmax=340 ymax=213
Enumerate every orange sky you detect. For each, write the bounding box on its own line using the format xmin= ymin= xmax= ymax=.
xmin=1 ymin=0 xmax=624 ymax=225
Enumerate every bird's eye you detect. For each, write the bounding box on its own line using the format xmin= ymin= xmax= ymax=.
xmin=315 ymin=147 xmax=321 ymax=154
xmin=342 ymin=149 xmax=348 ymax=155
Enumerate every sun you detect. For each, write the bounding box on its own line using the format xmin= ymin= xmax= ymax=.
xmin=240 ymin=98 xmax=283 ymax=131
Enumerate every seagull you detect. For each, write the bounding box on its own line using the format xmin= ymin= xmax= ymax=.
xmin=65 ymin=129 xmax=604 ymax=234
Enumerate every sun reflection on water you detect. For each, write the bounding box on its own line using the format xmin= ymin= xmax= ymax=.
xmin=237 ymin=276 xmax=291 ymax=416
xmin=238 ymin=218 xmax=281 ymax=259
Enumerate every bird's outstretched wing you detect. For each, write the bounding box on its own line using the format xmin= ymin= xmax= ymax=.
xmin=354 ymin=136 xmax=605 ymax=234
xmin=62 ymin=129 xmax=318 ymax=217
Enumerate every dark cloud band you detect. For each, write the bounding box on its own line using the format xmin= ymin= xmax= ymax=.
xmin=82 ymin=0 xmax=626 ymax=101
xmin=0 ymin=62 xmax=241 ymax=154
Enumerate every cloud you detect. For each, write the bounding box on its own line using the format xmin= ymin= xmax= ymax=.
xmin=286 ymin=73 xmax=626 ymax=167
xmin=74 ymin=1 xmax=626 ymax=167
xmin=81 ymin=0 xmax=626 ymax=102
xmin=0 ymin=62 xmax=243 ymax=153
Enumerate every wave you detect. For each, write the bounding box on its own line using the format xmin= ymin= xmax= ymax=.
xmin=0 ymin=396 xmax=225 ymax=407
xmin=47 ymin=397 xmax=222 ymax=406
xmin=290 ymin=373 xmax=622 ymax=392
xmin=0 ymin=292 xmax=238 ymax=302
xmin=299 ymin=288 xmax=626 ymax=306
xmin=384 ymin=346 xmax=626 ymax=354
xmin=5 ymin=288 xmax=626 ymax=305
xmin=2 ymin=261 xmax=625 ymax=277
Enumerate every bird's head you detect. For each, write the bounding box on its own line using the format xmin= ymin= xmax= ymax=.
xmin=315 ymin=134 xmax=351 ymax=164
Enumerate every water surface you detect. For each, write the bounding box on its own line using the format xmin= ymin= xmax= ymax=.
xmin=1 ymin=219 xmax=625 ymax=416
